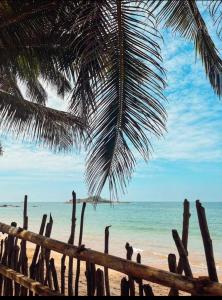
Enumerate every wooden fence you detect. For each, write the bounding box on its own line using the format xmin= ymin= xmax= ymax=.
xmin=0 ymin=192 xmax=221 ymax=296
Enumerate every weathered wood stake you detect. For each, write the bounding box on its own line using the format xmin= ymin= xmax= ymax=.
xmin=178 ymin=199 xmax=191 ymax=275
xmin=104 ymin=226 xmax=111 ymax=297
xmin=143 ymin=284 xmax=155 ymax=297
xmin=61 ymin=255 xmax=66 ymax=295
xmin=50 ymin=258 xmax=60 ymax=293
xmin=121 ymin=278 xmax=130 ymax=297
xmin=125 ymin=243 xmax=135 ymax=297
xmin=196 ymin=200 xmax=218 ymax=282
xmin=30 ymin=214 xmax=47 ymax=279
xmin=68 ymin=191 xmax=77 ymax=296
xmin=20 ymin=196 xmax=28 ymax=296
xmin=168 ymin=254 xmax=179 ymax=297
xmin=172 ymin=230 xmax=193 ymax=278
xmin=44 ymin=215 xmax=53 ymax=287
xmin=137 ymin=253 xmax=143 ymax=296
xmin=96 ymin=269 xmax=105 ymax=297
xmin=75 ymin=202 xmax=86 ymax=296
xmin=86 ymin=262 xmax=96 ymax=296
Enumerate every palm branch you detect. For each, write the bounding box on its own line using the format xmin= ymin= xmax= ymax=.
xmin=86 ymin=1 xmax=166 ymax=198
xmin=207 ymin=0 xmax=222 ymax=39
xmin=0 ymin=89 xmax=87 ymax=151
xmin=0 ymin=141 xmax=2 ymax=155
xmin=153 ymin=0 xmax=222 ymax=96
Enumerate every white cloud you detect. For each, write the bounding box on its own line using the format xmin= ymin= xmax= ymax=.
xmin=0 ymin=141 xmax=85 ymax=180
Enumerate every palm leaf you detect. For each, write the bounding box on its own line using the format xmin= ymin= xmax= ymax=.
xmin=0 ymin=141 xmax=3 ymax=155
xmin=86 ymin=0 xmax=166 ymax=198
xmin=156 ymin=0 xmax=222 ymax=96
xmin=0 ymin=89 xmax=87 ymax=151
xmin=60 ymin=0 xmax=110 ymax=119
xmin=207 ymin=0 xmax=222 ymax=39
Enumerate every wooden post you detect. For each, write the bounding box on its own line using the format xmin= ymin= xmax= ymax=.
xmin=50 ymin=258 xmax=60 ymax=293
xmin=143 ymin=284 xmax=155 ymax=297
xmin=178 ymin=199 xmax=191 ymax=275
xmin=20 ymin=196 xmax=28 ymax=296
xmin=172 ymin=230 xmax=193 ymax=278
xmin=68 ymin=191 xmax=77 ymax=296
xmin=14 ymin=245 xmax=20 ymax=296
xmin=61 ymin=255 xmax=66 ymax=295
xmin=196 ymin=201 xmax=218 ymax=282
xmin=96 ymin=268 xmax=105 ymax=297
xmin=30 ymin=214 xmax=47 ymax=279
xmin=104 ymin=226 xmax=111 ymax=297
xmin=5 ymin=222 xmax=17 ymax=296
xmin=125 ymin=243 xmax=135 ymax=297
xmin=137 ymin=253 xmax=143 ymax=296
xmin=44 ymin=215 xmax=53 ymax=287
xmin=0 ymin=237 xmax=7 ymax=296
xmin=75 ymin=202 xmax=86 ymax=296
xmin=0 ymin=240 xmax=3 ymax=262
xmin=86 ymin=262 xmax=96 ymax=296
xmin=168 ymin=254 xmax=179 ymax=297
xmin=121 ymin=278 xmax=130 ymax=297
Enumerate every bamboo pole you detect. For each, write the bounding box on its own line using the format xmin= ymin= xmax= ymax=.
xmin=104 ymin=225 xmax=111 ymax=297
xmin=68 ymin=191 xmax=77 ymax=297
xmin=168 ymin=254 xmax=179 ymax=297
xmin=1 ymin=223 xmax=222 ymax=296
xmin=0 ymin=264 xmax=62 ymax=296
xmin=196 ymin=201 xmax=218 ymax=282
xmin=125 ymin=243 xmax=135 ymax=297
xmin=172 ymin=230 xmax=193 ymax=279
xmin=121 ymin=278 xmax=130 ymax=297
xmin=96 ymin=269 xmax=105 ymax=297
xmin=75 ymin=202 xmax=86 ymax=296
xmin=178 ymin=199 xmax=191 ymax=275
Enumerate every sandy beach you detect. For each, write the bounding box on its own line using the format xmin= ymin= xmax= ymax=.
xmin=26 ymin=245 xmax=172 ymax=296
xmin=25 ymin=242 xmax=221 ymax=297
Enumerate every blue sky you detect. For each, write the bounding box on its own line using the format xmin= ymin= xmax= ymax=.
xmin=0 ymin=9 xmax=222 ymax=202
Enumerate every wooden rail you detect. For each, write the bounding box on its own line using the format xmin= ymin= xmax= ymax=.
xmin=0 ymin=222 xmax=222 ymax=296
xmin=0 ymin=264 xmax=62 ymax=296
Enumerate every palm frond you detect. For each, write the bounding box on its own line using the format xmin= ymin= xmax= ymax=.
xmin=61 ymin=0 xmax=110 ymax=119
xmin=25 ymin=78 xmax=47 ymax=105
xmin=86 ymin=1 xmax=166 ymax=198
xmin=157 ymin=0 xmax=222 ymax=96
xmin=0 ymin=141 xmax=3 ymax=156
xmin=207 ymin=0 xmax=222 ymax=39
xmin=0 ymin=90 xmax=87 ymax=152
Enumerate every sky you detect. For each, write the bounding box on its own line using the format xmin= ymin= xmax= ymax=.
xmin=0 ymin=7 xmax=222 ymax=203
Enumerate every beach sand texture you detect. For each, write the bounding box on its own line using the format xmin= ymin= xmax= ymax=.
xmin=25 ymin=243 xmax=221 ymax=297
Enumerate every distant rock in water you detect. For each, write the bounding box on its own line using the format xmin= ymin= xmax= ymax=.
xmin=66 ymin=196 xmax=119 ymax=204
xmin=0 ymin=204 xmax=20 ymax=208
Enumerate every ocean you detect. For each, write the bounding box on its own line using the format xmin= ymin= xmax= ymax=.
xmin=0 ymin=201 xmax=221 ymax=278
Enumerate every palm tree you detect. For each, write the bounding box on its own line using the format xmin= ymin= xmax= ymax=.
xmin=0 ymin=0 xmax=222 ymax=198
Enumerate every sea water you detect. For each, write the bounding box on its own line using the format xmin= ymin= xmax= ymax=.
xmin=0 ymin=202 xmax=221 ymax=277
